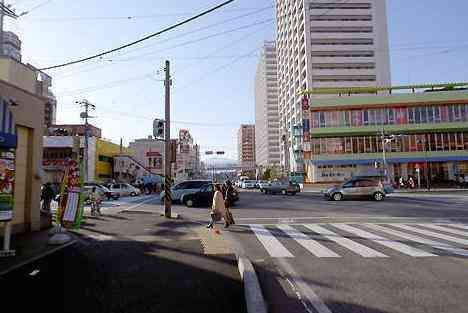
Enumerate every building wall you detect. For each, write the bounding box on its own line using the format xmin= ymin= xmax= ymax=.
xmin=276 ymin=0 xmax=391 ymax=173
xmin=0 ymin=79 xmax=45 ymax=233
xmin=95 ymin=139 xmax=130 ymax=181
xmin=129 ymin=138 xmax=165 ymax=175
xmin=237 ymin=125 xmax=256 ymax=168
xmin=304 ymin=91 xmax=468 ymax=183
xmin=255 ymin=41 xmax=281 ymax=167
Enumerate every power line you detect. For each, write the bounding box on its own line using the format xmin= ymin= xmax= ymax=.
xmin=39 ymin=0 xmax=237 ymax=71
xmin=25 ymin=6 xmax=274 ymax=22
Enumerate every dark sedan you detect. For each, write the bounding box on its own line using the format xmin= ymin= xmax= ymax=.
xmin=183 ymin=184 xmax=239 ymax=207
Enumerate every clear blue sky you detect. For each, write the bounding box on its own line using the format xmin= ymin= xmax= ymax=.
xmin=5 ymin=0 xmax=468 ymax=160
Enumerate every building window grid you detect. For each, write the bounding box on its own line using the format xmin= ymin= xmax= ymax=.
xmin=311 ymin=132 xmax=468 ymax=156
xmin=311 ymin=104 xmax=468 ymax=128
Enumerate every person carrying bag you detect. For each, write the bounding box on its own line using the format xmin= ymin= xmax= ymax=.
xmin=207 ymin=184 xmax=227 ymax=229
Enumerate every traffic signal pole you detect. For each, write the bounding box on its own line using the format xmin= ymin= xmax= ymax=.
xmin=164 ymin=60 xmax=172 ymax=218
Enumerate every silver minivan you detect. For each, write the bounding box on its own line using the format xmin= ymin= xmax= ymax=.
xmin=323 ymin=179 xmax=386 ymax=201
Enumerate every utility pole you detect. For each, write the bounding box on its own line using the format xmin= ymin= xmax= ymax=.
xmin=164 ymin=60 xmax=172 ymax=218
xmin=77 ymin=99 xmax=95 ymax=182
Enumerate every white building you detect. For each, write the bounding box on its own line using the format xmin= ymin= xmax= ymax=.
xmin=2 ymin=31 xmax=21 ymax=62
xmin=174 ymin=129 xmax=201 ymax=181
xmin=276 ymin=0 xmax=391 ymax=173
xmin=255 ymin=41 xmax=281 ymax=168
xmin=128 ymin=136 xmax=165 ymax=176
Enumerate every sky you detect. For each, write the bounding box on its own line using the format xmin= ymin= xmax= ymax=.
xmin=5 ymin=0 xmax=468 ymax=161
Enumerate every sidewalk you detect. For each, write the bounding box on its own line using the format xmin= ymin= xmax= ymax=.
xmin=0 ymin=224 xmax=77 ymax=276
xmin=1 ymin=209 xmax=246 ymax=313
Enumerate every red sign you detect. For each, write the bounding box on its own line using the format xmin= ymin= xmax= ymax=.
xmin=43 ymin=159 xmax=68 ymax=169
xmin=146 ymin=151 xmax=162 ymax=157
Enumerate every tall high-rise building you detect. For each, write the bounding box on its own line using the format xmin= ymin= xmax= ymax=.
xmin=255 ymin=41 xmax=280 ymax=168
xmin=237 ymin=125 xmax=256 ymax=169
xmin=276 ymin=0 xmax=391 ymax=173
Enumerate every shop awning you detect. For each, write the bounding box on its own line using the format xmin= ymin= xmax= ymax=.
xmin=0 ymin=98 xmax=17 ymax=148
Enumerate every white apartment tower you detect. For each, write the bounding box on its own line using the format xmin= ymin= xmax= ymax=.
xmin=276 ymin=0 xmax=391 ymax=173
xmin=255 ymin=41 xmax=280 ymax=168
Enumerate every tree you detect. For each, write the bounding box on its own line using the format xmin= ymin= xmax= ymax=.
xmin=263 ymin=168 xmax=272 ymax=181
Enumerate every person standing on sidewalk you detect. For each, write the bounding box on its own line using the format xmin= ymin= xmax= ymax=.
xmin=207 ymin=184 xmax=227 ymax=229
xmin=41 ymin=183 xmax=55 ymax=213
xmin=223 ymin=180 xmax=236 ymax=226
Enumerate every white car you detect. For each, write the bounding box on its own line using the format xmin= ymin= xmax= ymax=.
xmin=108 ymin=183 xmax=141 ymax=197
xmin=258 ymin=181 xmax=271 ymax=190
xmin=241 ymin=180 xmax=256 ymax=189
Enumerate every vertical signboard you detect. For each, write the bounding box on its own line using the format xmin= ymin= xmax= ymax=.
xmin=0 ymin=152 xmax=15 ymax=222
xmin=56 ymin=159 xmax=84 ymax=229
xmin=302 ymin=95 xmax=311 ymax=158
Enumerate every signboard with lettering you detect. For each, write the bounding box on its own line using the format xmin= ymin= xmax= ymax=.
xmin=56 ymin=159 xmax=84 ymax=229
xmin=0 ymin=152 xmax=15 ymax=222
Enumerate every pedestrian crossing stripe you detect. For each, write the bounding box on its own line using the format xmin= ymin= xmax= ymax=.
xmin=248 ymin=223 xmax=468 ymax=259
xmin=447 ymin=224 xmax=468 ymax=230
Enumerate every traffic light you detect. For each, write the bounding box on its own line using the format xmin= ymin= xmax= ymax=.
xmin=153 ymin=119 xmax=165 ymax=139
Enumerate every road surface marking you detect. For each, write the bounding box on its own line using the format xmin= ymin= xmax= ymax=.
xmin=250 ymin=225 xmax=293 ymax=258
xmin=364 ymin=224 xmax=468 ymax=257
xmin=446 ymin=224 xmax=468 ymax=230
xmin=391 ymin=224 xmax=468 ymax=246
xmin=120 ymin=196 xmax=158 ymax=212
xmin=304 ymin=224 xmax=388 ymax=258
xmin=419 ymin=224 xmax=468 ymax=237
xmin=332 ymin=224 xmax=436 ymax=257
xmin=277 ymin=225 xmax=340 ymax=258
xmin=276 ymin=258 xmax=333 ymax=313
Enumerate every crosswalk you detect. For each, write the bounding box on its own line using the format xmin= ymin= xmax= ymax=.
xmin=248 ymin=223 xmax=468 ymax=259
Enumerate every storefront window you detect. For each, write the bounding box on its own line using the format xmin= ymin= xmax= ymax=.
xmin=420 ymin=107 xmax=428 ymax=123
xmin=363 ymin=110 xmax=369 ymax=125
xmin=427 ymin=106 xmax=434 ymax=123
xmin=408 ymin=107 xmax=415 ymax=124
xmin=434 ymin=106 xmax=441 ymax=122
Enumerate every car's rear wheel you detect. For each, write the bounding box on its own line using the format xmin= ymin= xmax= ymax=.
xmin=373 ymin=192 xmax=385 ymax=201
xmin=289 ymin=192 xmax=296 ymax=196
xmin=130 ymin=192 xmax=137 ymax=197
xmin=185 ymin=199 xmax=194 ymax=207
xmin=332 ymin=192 xmax=343 ymax=201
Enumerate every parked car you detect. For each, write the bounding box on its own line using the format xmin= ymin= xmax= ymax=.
xmin=323 ymin=178 xmax=386 ymax=201
xmin=258 ymin=181 xmax=271 ymax=191
xmin=160 ymin=180 xmax=211 ymax=203
xmin=108 ymin=183 xmax=141 ymax=197
xmin=83 ymin=184 xmax=120 ymax=202
xmin=241 ymin=180 xmax=256 ymax=189
xmin=262 ymin=181 xmax=298 ymax=195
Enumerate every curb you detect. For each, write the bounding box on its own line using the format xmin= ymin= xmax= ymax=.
xmin=0 ymin=239 xmax=77 ymax=277
xmin=238 ymin=257 xmax=268 ymax=313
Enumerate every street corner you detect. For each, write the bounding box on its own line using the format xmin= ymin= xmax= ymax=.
xmin=195 ymin=225 xmax=234 ymax=255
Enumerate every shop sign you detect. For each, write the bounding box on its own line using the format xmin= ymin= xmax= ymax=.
xmin=56 ymin=159 xmax=84 ymax=229
xmin=43 ymin=159 xmax=68 ymax=170
xmin=0 ymin=153 xmax=15 ymax=221
xmin=146 ymin=151 xmax=162 ymax=157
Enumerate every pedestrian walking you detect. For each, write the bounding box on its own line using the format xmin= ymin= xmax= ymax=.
xmin=457 ymin=175 xmax=464 ymax=189
xmin=207 ymin=184 xmax=229 ymax=229
xmin=223 ymin=180 xmax=236 ymax=226
xmin=40 ymin=183 xmax=55 ymax=213
xmin=408 ymin=176 xmax=415 ymax=189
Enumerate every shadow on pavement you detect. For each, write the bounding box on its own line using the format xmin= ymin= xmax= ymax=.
xmin=2 ymin=214 xmax=246 ymax=313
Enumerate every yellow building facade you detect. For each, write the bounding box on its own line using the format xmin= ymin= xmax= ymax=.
xmin=95 ymin=139 xmax=133 ymax=182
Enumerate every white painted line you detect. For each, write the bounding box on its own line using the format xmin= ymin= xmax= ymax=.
xmin=364 ymin=224 xmax=468 ymax=257
xmin=391 ymin=224 xmax=468 ymax=246
xmin=332 ymin=224 xmax=436 ymax=257
xmin=446 ymin=224 xmax=468 ymax=230
xmin=120 ymin=196 xmax=158 ymax=212
xmin=277 ymin=225 xmax=340 ymax=258
xmin=276 ymin=258 xmax=333 ymax=313
xmin=419 ymin=224 xmax=468 ymax=237
xmin=249 ymin=225 xmax=293 ymax=258
xmin=304 ymin=224 xmax=388 ymax=258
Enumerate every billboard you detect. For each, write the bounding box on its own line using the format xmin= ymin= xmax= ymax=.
xmin=0 ymin=152 xmax=15 ymax=222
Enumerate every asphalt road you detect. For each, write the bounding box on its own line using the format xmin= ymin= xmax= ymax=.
xmin=207 ymin=190 xmax=468 ymax=313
